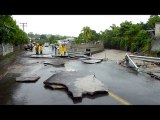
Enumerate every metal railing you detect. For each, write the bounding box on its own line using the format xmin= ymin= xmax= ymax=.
xmin=125 ymin=53 xmax=160 ymax=72
xmin=125 ymin=53 xmax=139 ymax=72
xmin=129 ymin=54 xmax=160 ymax=63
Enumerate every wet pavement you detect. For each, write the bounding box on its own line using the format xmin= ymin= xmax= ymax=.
xmin=1 ymin=46 xmax=160 ymax=105
xmin=44 ymin=71 xmax=108 ymax=99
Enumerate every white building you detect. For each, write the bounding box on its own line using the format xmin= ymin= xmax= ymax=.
xmin=155 ymin=22 xmax=160 ymax=38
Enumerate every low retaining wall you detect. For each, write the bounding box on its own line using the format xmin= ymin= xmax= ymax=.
xmin=68 ymin=42 xmax=104 ymax=53
xmin=0 ymin=43 xmax=22 ymax=57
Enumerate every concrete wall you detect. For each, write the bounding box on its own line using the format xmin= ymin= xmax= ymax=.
xmin=2 ymin=43 xmax=13 ymax=56
xmin=68 ymin=42 xmax=104 ymax=53
xmin=0 ymin=43 xmax=14 ymax=56
xmin=0 ymin=42 xmax=23 ymax=57
xmin=155 ymin=23 xmax=160 ymax=38
xmin=151 ymin=23 xmax=160 ymax=51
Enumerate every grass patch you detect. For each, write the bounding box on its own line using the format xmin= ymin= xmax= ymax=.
xmin=0 ymin=50 xmax=20 ymax=62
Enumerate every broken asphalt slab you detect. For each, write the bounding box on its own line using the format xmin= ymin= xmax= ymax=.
xmin=16 ymin=74 xmax=40 ymax=82
xmin=147 ymin=72 xmax=160 ymax=80
xmin=43 ymin=59 xmax=65 ymax=67
xmin=81 ymin=59 xmax=102 ymax=64
xmin=43 ymin=71 xmax=108 ymax=100
xmin=30 ymin=54 xmax=53 ymax=58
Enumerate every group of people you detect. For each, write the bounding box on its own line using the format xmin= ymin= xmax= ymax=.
xmin=27 ymin=42 xmax=67 ymax=56
xmin=34 ymin=43 xmax=43 ymax=55
xmin=52 ymin=43 xmax=67 ymax=56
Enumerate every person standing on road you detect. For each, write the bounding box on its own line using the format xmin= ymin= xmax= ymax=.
xmin=30 ymin=43 xmax=33 ymax=52
xmin=35 ymin=43 xmax=39 ymax=55
xmin=54 ymin=44 xmax=57 ymax=55
xmin=59 ymin=43 xmax=63 ymax=56
xmin=63 ymin=44 xmax=67 ymax=56
xmin=52 ymin=44 xmax=54 ymax=51
xmin=39 ymin=44 xmax=43 ymax=54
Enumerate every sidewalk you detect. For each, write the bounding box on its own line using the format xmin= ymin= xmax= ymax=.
xmin=0 ymin=50 xmax=23 ymax=80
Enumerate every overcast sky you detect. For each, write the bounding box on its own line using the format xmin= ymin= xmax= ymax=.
xmin=12 ymin=15 xmax=150 ymax=37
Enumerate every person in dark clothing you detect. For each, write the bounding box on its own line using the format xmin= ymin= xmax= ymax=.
xmin=30 ymin=43 xmax=33 ymax=52
xmin=55 ymin=44 xmax=58 ymax=55
xmin=52 ymin=44 xmax=54 ymax=51
xmin=36 ymin=44 xmax=39 ymax=55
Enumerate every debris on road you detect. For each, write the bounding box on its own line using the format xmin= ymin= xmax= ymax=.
xmin=147 ymin=72 xmax=160 ymax=80
xmin=81 ymin=59 xmax=102 ymax=64
xmin=44 ymin=71 xmax=108 ymax=100
xmin=44 ymin=62 xmax=65 ymax=67
xmin=43 ymin=58 xmax=66 ymax=67
xmin=45 ymin=84 xmax=66 ymax=89
xmin=16 ymin=74 xmax=40 ymax=82
xmin=30 ymin=54 xmax=53 ymax=58
xmin=123 ymin=53 xmax=160 ymax=80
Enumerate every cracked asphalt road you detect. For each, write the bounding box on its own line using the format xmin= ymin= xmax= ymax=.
xmin=1 ymin=47 xmax=160 ymax=105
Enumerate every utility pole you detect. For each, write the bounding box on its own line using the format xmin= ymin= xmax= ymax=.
xmin=20 ymin=23 xmax=27 ymax=31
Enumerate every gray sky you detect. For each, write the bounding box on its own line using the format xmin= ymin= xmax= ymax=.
xmin=12 ymin=15 xmax=150 ymax=37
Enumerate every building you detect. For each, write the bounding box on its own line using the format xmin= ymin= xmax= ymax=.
xmin=151 ymin=22 xmax=160 ymax=51
xmin=155 ymin=22 xmax=160 ymax=38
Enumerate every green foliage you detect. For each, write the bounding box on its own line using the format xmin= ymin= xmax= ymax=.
xmin=74 ymin=37 xmax=81 ymax=44
xmin=75 ymin=26 xmax=100 ymax=44
xmin=131 ymin=43 xmax=137 ymax=52
xmin=147 ymin=15 xmax=160 ymax=29
xmin=62 ymin=36 xmax=67 ymax=39
xmin=90 ymin=30 xmax=100 ymax=42
xmin=98 ymin=19 xmax=153 ymax=53
xmin=0 ymin=15 xmax=29 ymax=45
xmin=81 ymin=26 xmax=92 ymax=42
xmin=49 ymin=35 xmax=59 ymax=43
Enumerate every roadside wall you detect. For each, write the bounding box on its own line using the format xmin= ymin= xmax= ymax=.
xmin=68 ymin=42 xmax=104 ymax=53
xmin=155 ymin=22 xmax=160 ymax=39
xmin=2 ymin=43 xmax=13 ymax=56
xmin=0 ymin=43 xmax=22 ymax=57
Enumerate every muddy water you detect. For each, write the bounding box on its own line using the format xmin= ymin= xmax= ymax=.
xmin=92 ymin=49 xmax=131 ymax=61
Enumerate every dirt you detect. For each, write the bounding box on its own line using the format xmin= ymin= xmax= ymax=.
xmin=92 ymin=49 xmax=131 ymax=61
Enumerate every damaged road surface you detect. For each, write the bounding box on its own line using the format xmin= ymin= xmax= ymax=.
xmin=43 ymin=59 xmax=65 ymax=67
xmin=44 ymin=71 xmax=108 ymax=101
xmin=16 ymin=74 xmax=40 ymax=82
xmin=81 ymin=59 xmax=102 ymax=64
xmin=3 ymin=47 xmax=160 ymax=105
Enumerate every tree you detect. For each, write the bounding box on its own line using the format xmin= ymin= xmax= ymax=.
xmin=28 ymin=32 xmax=34 ymax=38
xmin=90 ymin=30 xmax=99 ymax=42
xmin=62 ymin=36 xmax=67 ymax=39
xmin=147 ymin=15 xmax=160 ymax=29
xmin=40 ymin=34 xmax=47 ymax=40
xmin=49 ymin=35 xmax=58 ymax=43
xmin=81 ymin=26 xmax=92 ymax=43
xmin=0 ymin=15 xmax=29 ymax=45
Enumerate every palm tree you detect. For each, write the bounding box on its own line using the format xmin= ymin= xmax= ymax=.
xmin=81 ymin=26 xmax=92 ymax=43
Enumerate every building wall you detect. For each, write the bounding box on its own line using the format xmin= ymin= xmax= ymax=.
xmin=155 ymin=23 xmax=160 ymax=38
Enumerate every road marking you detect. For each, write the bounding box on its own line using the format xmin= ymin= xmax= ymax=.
xmin=109 ymin=91 xmax=132 ymax=105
